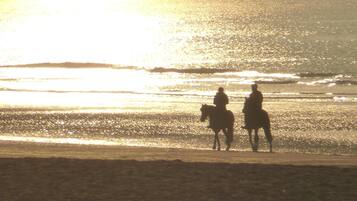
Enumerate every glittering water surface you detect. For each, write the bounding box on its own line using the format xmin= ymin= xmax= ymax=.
xmin=0 ymin=0 xmax=356 ymax=73
xmin=0 ymin=0 xmax=356 ymax=154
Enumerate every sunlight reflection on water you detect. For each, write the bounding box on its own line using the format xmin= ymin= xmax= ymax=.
xmin=0 ymin=0 xmax=356 ymax=155
xmin=0 ymin=135 xmax=207 ymax=150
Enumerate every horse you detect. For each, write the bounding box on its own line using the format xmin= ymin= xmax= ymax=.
xmin=242 ymin=98 xmax=273 ymax=152
xmin=200 ymin=104 xmax=234 ymax=151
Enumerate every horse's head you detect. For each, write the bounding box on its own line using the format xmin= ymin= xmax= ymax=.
xmin=200 ymin=104 xmax=209 ymax=122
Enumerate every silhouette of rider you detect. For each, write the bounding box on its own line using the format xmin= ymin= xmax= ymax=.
xmin=243 ymin=84 xmax=263 ymax=129
xmin=214 ymin=87 xmax=229 ymax=111
xmin=249 ymin=84 xmax=263 ymax=111
xmin=209 ymin=87 xmax=229 ymax=128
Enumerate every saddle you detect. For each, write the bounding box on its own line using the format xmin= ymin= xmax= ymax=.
xmin=210 ymin=109 xmax=230 ymax=128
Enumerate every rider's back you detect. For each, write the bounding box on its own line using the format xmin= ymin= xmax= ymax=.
xmin=214 ymin=92 xmax=229 ymax=111
xmin=248 ymin=90 xmax=263 ymax=111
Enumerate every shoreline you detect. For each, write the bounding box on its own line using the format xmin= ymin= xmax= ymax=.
xmin=0 ymin=140 xmax=356 ymax=166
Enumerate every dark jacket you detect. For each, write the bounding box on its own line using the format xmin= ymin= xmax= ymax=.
xmin=214 ymin=92 xmax=229 ymax=111
xmin=248 ymin=90 xmax=263 ymax=111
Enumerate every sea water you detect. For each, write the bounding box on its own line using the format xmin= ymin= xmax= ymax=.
xmin=0 ymin=0 xmax=356 ymax=154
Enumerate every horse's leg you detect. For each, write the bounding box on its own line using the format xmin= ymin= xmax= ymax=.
xmin=253 ymin=128 xmax=259 ymax=152
xmin=262 ymin=110 xmax=273 ymax=153
xmin=212 ymin=129 xmax=221 ymax=151
xmin=269 ymin=142 xmax=273 ymax=153
xmin=247 ymin=129 xmax=254 ymax=151
xmin=263 ymin=127 xmax=273 ymax=153
xmin=212 ymin=130 xmax=217 ymax=150
xmin=216 ymin=129 xmax=221 ymax=151
xmin=223 ymin=128 xmax=231 ymax=151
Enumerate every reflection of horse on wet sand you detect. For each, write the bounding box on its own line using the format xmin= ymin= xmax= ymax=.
xmin=200 ymin=104 xmax=234 ymax=151
xmin=242 ymin=98 xmax=273 ymax=152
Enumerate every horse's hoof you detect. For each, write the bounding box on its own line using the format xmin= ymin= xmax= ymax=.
xmin=212 ymin=147 xmax=216 ymax=150
xmin=217 ymin=148 xmax=221 ymax=151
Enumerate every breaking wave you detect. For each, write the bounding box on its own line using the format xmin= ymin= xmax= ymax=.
xmin=297 ymin=72 xmax=339 ymax=77
xmin=1 ymin=62 xmax=356 ymax=86
xmin=1 ymin=62 xmax=355 ymax=77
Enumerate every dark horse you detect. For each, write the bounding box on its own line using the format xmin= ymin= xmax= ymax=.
xmin=200 ymin=104 xmax=234 ymax=151
xmin=242 ymin=98 xmax=273 ymax=152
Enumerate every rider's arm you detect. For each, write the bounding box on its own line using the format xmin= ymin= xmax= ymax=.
xmin=259 ymin=92 xmax=263 ymax=103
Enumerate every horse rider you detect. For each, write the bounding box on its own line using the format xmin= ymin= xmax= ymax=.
xmin=214 ymin=87 xmax=229 ymax=111
xmin=249 ymin=84 xmax=263 ymax=111
xmin=209 ymin=87 xmax=229 ymax=128
xmin=242 ymin=83 xmax=263 ymax=128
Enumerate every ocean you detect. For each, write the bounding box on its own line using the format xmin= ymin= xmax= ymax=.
xmin=0 ymin=0 xmax=356 ymax=155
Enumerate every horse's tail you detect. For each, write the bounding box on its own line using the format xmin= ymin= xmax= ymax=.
xmin=261 ymin=110 xmax=273 ymax=143
xmin=263 ymin=127 xmax=272 ymax=143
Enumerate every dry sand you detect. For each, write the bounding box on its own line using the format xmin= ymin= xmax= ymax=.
xmin=0 ymin=141 xmax=356 ymax=201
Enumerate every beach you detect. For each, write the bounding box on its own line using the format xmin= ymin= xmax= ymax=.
xmin=0 ymin=141 xmax=356 ymax=201
xmin=0 ymin=0 xmax=357 ymax=200
xmin=1 ymin=102 xmax=356 ymax=155
xmin=0 ymin=100 xmax=356 ymax=201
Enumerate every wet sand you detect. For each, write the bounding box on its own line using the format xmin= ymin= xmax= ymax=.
xmin=0 ymin=141 xmax=356 ymax=201
xmin=1 ymin=103 xmax=357 ymax=155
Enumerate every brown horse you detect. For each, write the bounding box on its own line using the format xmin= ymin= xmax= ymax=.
xmin=200 ymin=104 xmax=234 ymax=151
xmin=242 ymin=98 xmax=273 ymax=152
